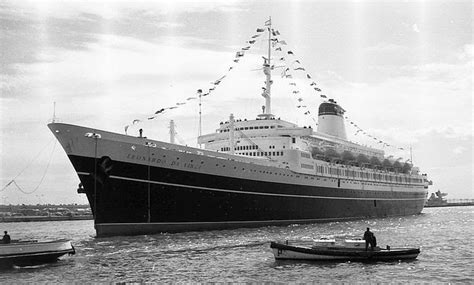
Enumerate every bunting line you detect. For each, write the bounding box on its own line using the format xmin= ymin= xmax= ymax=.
xmin=124 ymin=21 xmax=271 ymax=132
xmin=343 ymin=115 xmax=407 ymax=151
xmin=123 ymin=19 xmax=405 ymax=156
xmin=269 ymin=31 xmax=328 ymax=120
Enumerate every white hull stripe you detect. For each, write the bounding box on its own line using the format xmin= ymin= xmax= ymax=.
xmin=96 ymin=213 xmax=413 ymax=227
xmin=77 ymin=171 xmax=425 ymax=201
xmin=273 ymin=254 xmax=419 ymax=260
xmin=96 ymin=216 xmax=362 ymax=227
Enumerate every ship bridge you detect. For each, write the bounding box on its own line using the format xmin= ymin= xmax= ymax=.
xmin=198 ymin=116 xmax=314 ymax=159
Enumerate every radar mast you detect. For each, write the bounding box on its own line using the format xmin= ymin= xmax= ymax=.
xmin=258 ymin=17 xmax=275 ymax=120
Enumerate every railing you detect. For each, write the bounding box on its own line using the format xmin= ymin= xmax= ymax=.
xmin=446 ymin=199 xmax=474 ymax=203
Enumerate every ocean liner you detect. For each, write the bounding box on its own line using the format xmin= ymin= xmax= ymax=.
xmin=49 ymin=20 xmax=430 ymax=237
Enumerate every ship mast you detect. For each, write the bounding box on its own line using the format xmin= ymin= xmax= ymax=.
xmin=52 ymin=102 xmax=56 ymax=123
xmin=169 ymin=120 xmax=176 ymax=144
xmin=198 ymin=92 xmax=202 ymax=148
xmin=258 ymin=17 xmax=274 ymax=120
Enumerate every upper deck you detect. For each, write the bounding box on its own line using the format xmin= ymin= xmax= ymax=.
xmin=198 ymin=116 xmax=383 ymax=160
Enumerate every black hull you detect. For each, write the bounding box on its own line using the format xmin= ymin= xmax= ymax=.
xmin=0 ymin=246 xmax=75 ymax=268
xmin=0 ymin=252 xmax=70 ymax=268
xmin=69 ymin=154 xmax=425 ymax=237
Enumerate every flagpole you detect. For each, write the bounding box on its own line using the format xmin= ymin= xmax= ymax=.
xmin=265 ymin=17 xmax=272 ymax=116
xmin=268 ymin=16 xmax=272 ymax=73
xmin=268 ymin=16 xmax=271 ymax=114
xmin=198 ymin=92 xmax=202 ymax=148
xmin=52 ymin=101 xmax=56 ymax=123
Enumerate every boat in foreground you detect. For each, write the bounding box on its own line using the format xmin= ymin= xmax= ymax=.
xmin=271 ymin=239 xmax=420 ymax=261
xmin=0 ymin=239 xmax=75 ymax=267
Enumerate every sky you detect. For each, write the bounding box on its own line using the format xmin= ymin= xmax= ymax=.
xmin=0 ymin=0 xmax=472 ymax=205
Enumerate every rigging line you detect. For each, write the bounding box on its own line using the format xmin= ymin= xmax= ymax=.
xmin=3 ymin=140 xmax=57 ymax=195
xmin=280 ymin=67 xmax=318 ymax=122
xmin=125 ymin=30 xmax=266 ymax=131
xmin=1 ymin=137 xmax=54 ymax=192
xmin=344 ymin=115 xmax=405 ymax=151
xmin=173 ymin=126 xmax=188 ymax=146
xmin=270 ymin=43 xmax=321 ymax=119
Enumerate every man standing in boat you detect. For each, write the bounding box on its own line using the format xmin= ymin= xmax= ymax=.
xmin=363 ymin=228 xmax=376 ymax=251
xmin=2 ymin=231 xmax=11 ymax=244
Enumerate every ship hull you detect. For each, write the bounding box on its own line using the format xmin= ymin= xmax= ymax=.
xmin=49 ymin=123 xmax=427 ymax=237
xmin=72 ymin=154 xmax=425 ymax=237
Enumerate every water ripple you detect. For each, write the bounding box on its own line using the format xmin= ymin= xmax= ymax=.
xmin=0 ymin=206 xmax=473 ymax=282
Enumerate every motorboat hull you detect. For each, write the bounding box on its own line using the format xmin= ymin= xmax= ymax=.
xmin=270 ymin=241 xmax=420 ymax=261
xmin=0 ymin=239 xmax=75 ymax=267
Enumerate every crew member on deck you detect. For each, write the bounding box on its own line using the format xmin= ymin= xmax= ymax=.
xmin=363 ymin=227 xmax=375 ymax=251
xmin=139 ymin=129 xmax=143 ymax=138
xmin=2 ymin=231 xmax=11 ymax=244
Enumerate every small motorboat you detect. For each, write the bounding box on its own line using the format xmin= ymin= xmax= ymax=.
xmin=0 ymin=239 xmax=75 ymax=267
xmin=271 ymin=239 xmax=420 ymax=261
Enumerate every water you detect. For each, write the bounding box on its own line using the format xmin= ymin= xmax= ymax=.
xmin=1 ymin=206 xmax=473 ymax=283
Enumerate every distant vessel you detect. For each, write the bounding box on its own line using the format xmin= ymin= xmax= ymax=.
xmin=425 ymin=190 xmax=474 ymax=207
xmin=426 ymin=190 xmax=449 ymax=207
xmin=49 ymin=19 xmax=430 ymax=237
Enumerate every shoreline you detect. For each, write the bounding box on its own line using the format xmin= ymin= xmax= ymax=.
xmin=424 ymin=203 xmax=474 ymax=208
xmin=0 ymin=215 xmax=93 ymax=223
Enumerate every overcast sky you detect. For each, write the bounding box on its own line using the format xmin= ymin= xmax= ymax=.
xmin=1 ymin=0 xmax=472 ymax=205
